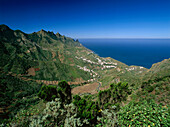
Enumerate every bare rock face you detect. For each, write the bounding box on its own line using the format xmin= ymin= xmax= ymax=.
xmin=27 ymin=68 xmax=36 ymax=76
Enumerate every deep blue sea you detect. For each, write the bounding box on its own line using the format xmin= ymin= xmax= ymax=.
xmin=79 ymin=39 xmax=170 ymax=69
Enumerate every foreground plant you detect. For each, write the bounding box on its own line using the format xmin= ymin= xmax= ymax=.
xmin=29 ymin=98 xmax=90 ymax=127
xmin=118 ymin=99 xmax=170 ymax=126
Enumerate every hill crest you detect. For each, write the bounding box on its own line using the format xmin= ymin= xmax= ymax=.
xmin=0 ymin=24 xmax=169 ymax=86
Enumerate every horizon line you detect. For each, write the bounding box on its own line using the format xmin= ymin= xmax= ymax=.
xmin=77 ymin=37 xmax=170 ymax=39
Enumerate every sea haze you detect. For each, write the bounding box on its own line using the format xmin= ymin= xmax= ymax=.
xmin=79 ymin=39 xmax=170 ymax=69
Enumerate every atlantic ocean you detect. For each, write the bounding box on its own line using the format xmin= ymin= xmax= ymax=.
xmin=79 ymin=39 xmax=170 ymax=69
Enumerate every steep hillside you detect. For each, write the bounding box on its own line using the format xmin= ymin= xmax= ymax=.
xmin=0 ymin=71 xmax=42 ymax=120
xmin=0 ymin=24 xmax=169 ymax=87
xmin=0 ymin=25 xmax=91 ymax=81
xmin=132 ymin=76 xmax=170 ymax=105
xmin=0 ymin=25 xmax=169 ymax=126
xmin=0 ymin=25 xmax=149 ymax=85
xmin=143 ymin=58 xmax=170 ymax=81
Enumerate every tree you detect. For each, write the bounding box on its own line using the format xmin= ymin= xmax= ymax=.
xmin=73 ymin=95 xmax=100 ymax=125
xmin=38 ymin=85 xmax=58 ymax=101
xmin=98 ymin=82 xmax=131 ymax=108
xmin=58 ymin=80 xmax=72 ymax=104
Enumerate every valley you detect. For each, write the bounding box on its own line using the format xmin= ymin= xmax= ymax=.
xmin=0 ymin=25 xmax=169 ymax=126
xmin=1 ymin=24 xmax=170 ymax=94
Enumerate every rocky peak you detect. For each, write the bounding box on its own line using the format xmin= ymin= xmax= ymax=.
xmin=37 ymin=29 xmax=48 ymax=36
xmin=40 ymin=29 xmax=46 ymax=32
xmin=0 ymin=24 xmax=11 ymax=31
xmin=56 ymin=32 xmax=61 ymax=37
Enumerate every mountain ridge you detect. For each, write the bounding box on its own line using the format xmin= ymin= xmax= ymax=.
xmin=0 ymin=25 xmax=170 ymax=126
xmin=0 ymin=24 xmax=169 ymax=86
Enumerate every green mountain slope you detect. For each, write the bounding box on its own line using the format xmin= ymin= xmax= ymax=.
xmin=0 ymin=25 xmax=170 ymax=126
xmin=143 ymin=58 xmax=170 ymax=81
xmin=0 ymin=24 xmax=170 ymax=86
xmin=0 ymin=25 xmax=91 ymax=81
xmin=0 ymin=71 xmax=42 ymax=120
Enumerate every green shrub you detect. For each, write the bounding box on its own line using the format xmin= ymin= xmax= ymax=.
xmin=58 ymin=80 xmax=72 ymax=104
xmin=96 ymin=106 xmax=118 ymax=127
xmin=118 ymin=100 xmax=170 ymax=126
xmin=28 ymin=98 xmax=90 ymax=127
xmin=98 ymin=82 xmax=131 ymax=108
xmin=146 ymin=85 xmax=154 ymax=92
xmin=141 ymin=83 xmax=154 ymax=93
xmin=38 ymin=85 xmax=58 ymax=101
xmin=73 ymin=95 xmax=100 ymax=124
xmin=0 ymin=73 xmax=41 ymax=122
xmin=38 ymin=80 xmax=72 ymax=104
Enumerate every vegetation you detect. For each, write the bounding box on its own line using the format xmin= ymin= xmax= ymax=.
xmin=38 ymin=85 xmax=58 ymax=101
xmin=118 ymin=100 xmax=170 ymax=126
xmin=73 ymin=95 xmax=99 ymax=125
xmin=0 ymin=72 xmax=42 ymax=123
xmin=38 ymin=81 xmax=72 ymax=104
xmin=58 ymin=80 xmax=72 ymax=104
xmin=1 ymin=75 xmax=170 ymax=126
xmin=0 ymin=25 xmax=169 ymax=126
xmin=132 ymin=76 xmax=170 ymax=105
xmin=98 ymin=82 xmax=131 ymax=109
xmin=0 ymin=24 xmax=91 ymax=81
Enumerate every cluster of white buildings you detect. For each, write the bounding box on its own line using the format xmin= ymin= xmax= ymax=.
xmin=102 ymin=65 xmax=116 ymax=70
xmin=75 ymin=55 xmax=120 ymax=83
xmin=75 ymin=56 xmax=97 ymax=64
xmin=125 ymin=67 xmax=135 ymax=71
xmin=76 ymin=65 xmax=99 ymax=82
xmin=76 ymin=65 xmax=91 ymax=72
xmin=87 ymin=78 xmax=96 ymax=82
xmin=96 ymin=58 xmax=117 ymax=66
xmin=140 ymin=67 xmax=144 ymax=69
xmin=76 ymin=65 xmax=98 ymax=76
xmin=75 ymin=56 xmax=118 ymax=71
xmin=125 ymin=66 xmax=144 ymax=71
xmin=75 ymin=55 xmax=146 ymax=83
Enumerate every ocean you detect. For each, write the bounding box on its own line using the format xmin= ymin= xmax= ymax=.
xmin=79 ymin=39 xmax=170 ymax=69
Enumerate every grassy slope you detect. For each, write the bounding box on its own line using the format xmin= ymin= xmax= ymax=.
xmin=1 ymin=24 xmax=169 ymax=89
xmin=0 ymin=72 xmax=42 ymax=121
xmin=0 ymin=24 xmax=150 ymax=85
xmin=0 ymin=25 xmax=91 ymax=81
xmin=0 ymin=25 xmax=170 ymax=126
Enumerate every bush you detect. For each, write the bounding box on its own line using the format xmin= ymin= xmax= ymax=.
xmin=98 ymin=82 xmax=131 ymax=108
xmin=0 ymin=73 xmax=41 ymax=122
xmin=29 ymin=98 xmax=90 ymax=127
xmin=118 ymin=100 xmax=170 ymax=126
xmin=141 ymin=82 xmax=154 ymax=93
xmin=73 ymin=95 xmax=100 ymax=125
xmin=38 ymin=85 xmax=58 ymax=101
xmin=38 ymin=81 xmax=72 ymax=104
xmin=141 ymin=84 xmax=154 ymax=93
xmin=146 ymin=84 xmax=154 ymax=92
xmin=58 ymin=80 xmax=72 ymax=104
xmin=96 ymin=106 xmax=118 ymax=127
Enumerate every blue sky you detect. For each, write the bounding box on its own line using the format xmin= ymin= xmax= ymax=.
xmin=0 ymin=0 xmax=170 ymax=38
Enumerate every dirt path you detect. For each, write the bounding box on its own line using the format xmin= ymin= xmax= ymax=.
xmin=71 ymin=81 xmax=111 ymax=95
xmin=72 ymin=82 xmax=99 ymax=95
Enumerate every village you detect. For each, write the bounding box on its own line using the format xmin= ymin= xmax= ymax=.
xmin=75 ymin=55 xmax=145 ymax=82
xmin=75 ymin=56 xmax=118 ymax=82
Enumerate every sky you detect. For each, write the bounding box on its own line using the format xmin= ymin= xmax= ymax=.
xmin=0 ymin=0 xmax=170 ymax=38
